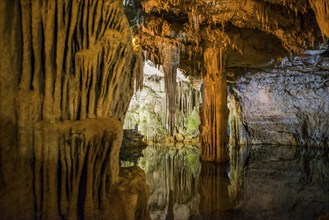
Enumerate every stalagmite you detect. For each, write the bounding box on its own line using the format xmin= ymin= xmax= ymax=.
xmin=200 ymin=47 xmax=229 ymax=162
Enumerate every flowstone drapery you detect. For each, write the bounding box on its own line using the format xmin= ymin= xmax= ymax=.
xmin=200 ymin=47 xmax=229 ymax=162
xmin=0 ymin=0 xmax=143 ymax=219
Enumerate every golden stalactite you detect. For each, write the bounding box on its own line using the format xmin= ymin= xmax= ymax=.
xmin=200 ymin=47 xmax=229 ymax=163
xmin=309 ymin=0 xmax=329 ymax=39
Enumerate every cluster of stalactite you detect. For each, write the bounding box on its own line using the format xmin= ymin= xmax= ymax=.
xmin=139 ymin=0 xmax=320 ymax=54
xmin=18 ymin=0 xmax=142 ymax=122
xmin=162 ymin=43 xmax=180 ymax=136
xmin=1 ymin=0 xmax=143 ymax=219
xmin=176 ymin=80 xmax=202 ymax=133
xmin=200 ymin=47 xmax=229 ymax=162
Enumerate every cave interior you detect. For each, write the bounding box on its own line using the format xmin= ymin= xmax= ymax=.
xmin=0 ymin=0 xmax=329 ymax=219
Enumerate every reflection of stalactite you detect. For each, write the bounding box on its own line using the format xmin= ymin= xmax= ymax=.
xmin=200 ymin=47 xmax=229 ymax=162
xmin=199 ymin=162 xmax=232 ymax=219
xmin=165 ymin=190 xmax=174 ymax=220
xmin=34 ymin=119 xmax=123 ymax=219
xmin=163 ymin=43 xmax=180 ymax=136
xmin=140 ymin=145 xmax=201 ymax=217
xmin=227 ymin=89 xmax=248 ymax=200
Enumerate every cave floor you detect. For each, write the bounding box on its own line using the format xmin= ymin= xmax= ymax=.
xmin=122 ymin=144 xmax=329 ymax=220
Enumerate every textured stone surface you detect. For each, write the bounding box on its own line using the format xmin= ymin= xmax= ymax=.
xmin=232 ymin=55 xmax=329 ymax=147
xmin=0 ymin=0 xmax=143 ymax=219
xmin=200 ymin=47 xmax=229 ymax=162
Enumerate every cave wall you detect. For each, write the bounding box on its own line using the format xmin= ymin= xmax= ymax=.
xmin=231 ymin=56 xmax=329 ymax=147
xmin=0 ymin=0 xmax=143 ymax=219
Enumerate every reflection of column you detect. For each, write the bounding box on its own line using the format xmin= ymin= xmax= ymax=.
xmin=166 ymin=190 xmax=174 ymax=220
xmin=141 ymin=145 xmax=201 ymax=218
xmin=201 ymin=47 xmax=229 ymax=162
xmin=199 ymin=162 xmax=232 ymax=219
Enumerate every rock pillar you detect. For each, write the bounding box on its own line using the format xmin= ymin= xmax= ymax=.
xmin=200 ymin=47 xmax=229 ymax=162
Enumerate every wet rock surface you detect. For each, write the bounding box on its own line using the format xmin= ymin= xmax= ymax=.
xmin=120 ymin=129 xmax=148 ymax=161
xmin=232 ymin=56 xmax=329 ymax=147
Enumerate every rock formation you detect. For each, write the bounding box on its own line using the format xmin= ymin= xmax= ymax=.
xmin=128 ymin=0 xmax=328 ymax=162
xmin=0 ymin=0 xmax=144 ymax=219
xmin=1 ymin=0 xmax=329 ymax=218
xmin=231 ymin=56 xmax=329 ymax=147
xmin=120 ymin=129 xmax=148 ymax=161
xmin=200 ymin=47 xmax=229 ymax=162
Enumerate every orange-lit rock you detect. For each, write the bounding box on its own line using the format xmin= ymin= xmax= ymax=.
xmin=0 ymin=0 xmax=143 ymax=219
xmin=200 ymin=47 xmax=229 ymax=162
xmin=309 ymin=0 xmax=329 ymax=38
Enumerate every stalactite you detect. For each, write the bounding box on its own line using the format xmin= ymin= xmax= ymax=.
xmin=200 ymin=47 xmax=229 ymax=162
xmin=228 ymin=89 xmax=248 ymax=147
xmin=309 ymin=0 xmax=329 ymax=39
xmin=18 ymin=0 xmax=141 ymax=122
xmin=162 ymin=43 xmax=180 ymax=136
xmin=188 ymin=8 xmax=201 ymax=32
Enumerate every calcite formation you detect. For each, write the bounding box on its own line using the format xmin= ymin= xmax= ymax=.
xmin=0 ymin=0 xmax=143 ymax=219
xmin=309 ymin=0 xmax=329 ymax=38
xmin=200 ymin=47 xmax=229 ymax=162
xmin=128 ymin=0 xmax=328 ymax=162
xmin=124 ymin=60 xmax=202 ymax=142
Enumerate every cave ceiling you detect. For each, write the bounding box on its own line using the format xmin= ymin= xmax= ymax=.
xmin=126 ymin=0 xmax=328 ymax=76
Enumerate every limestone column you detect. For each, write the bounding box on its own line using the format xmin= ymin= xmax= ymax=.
xmin=200 ymin=47 xmax=229 ymax=162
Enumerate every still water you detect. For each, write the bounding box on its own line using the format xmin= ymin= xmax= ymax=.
xmin=129 ymin=144 xmax=329 ymax=220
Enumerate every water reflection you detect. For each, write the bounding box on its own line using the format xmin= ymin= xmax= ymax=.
xmin=197 ymin=162 xmax=235 ymax=220
xmin=138 ymin=144 xmax=201 ymax=219
xmin=136 ymin=143 xmax=329 ymax=220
